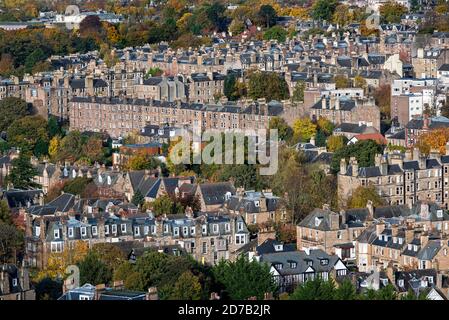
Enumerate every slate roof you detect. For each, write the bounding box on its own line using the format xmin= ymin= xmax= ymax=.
xmin=200 ymin=182 xmax=235 ymax=206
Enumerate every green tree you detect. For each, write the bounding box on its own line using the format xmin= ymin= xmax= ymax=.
xmin=257 ymin=5 xmax=277 ymax=28
xmin=269 ymin=117 xmax=293 ymax=143
xmin=224 ymin=73 xmax=237 ymax=101
xmin=290 ymin=277 xmax=336 ymax=300
xmin=376 ymin=284 xmax=398 ymax=300
xmin=57 ymin=131 xmax=84 ymax=162
xmin=78 ymin=252 xmax=113 ymax=286
xmin=6 ymin=153 xmax=40 ymax=189
xmin=91 ymin=243 xmax=127 ymax=272
xmin=6 ymin=115 xmax=48 ymax=154
xmin=292 ymin=81 xmax=305 ymax=102
xmin=131 ymin=190 xmax=145 ymax=207
xmin=24 ymin=48 xmax=47 ymax=73
xmin=0 ymin=97 xmax=29 ymax=132
xmin=248 ymin=71 xmax=289 ymax=101
xmin=0 ymin=222 xmax=23 ymax=264
xmin=170 ymin=271 xmax=202 ymax=300
xmin=0 ymin=200 xmax=12 ymax=225
xmin=311 ymin=0 xmax=338 ymax=21
xmin=63 ymin=177 xmax=93 ymax=195
xmin=335 ymin=279 xmax=357 ymax=300
xmin=348 ymin=185 xmax=386 ymax=208
xmin=263 ymin=26 xmax=288 ymax=43
xmin=151 ymin=195 xmax=183 ymax=216
xmin=213 ymin=255 xmax=276 ymax=300
xmin=330 ymin=140 xmax=384 ymax=173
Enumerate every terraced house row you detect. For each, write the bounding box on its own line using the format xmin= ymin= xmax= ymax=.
xmin=24 ymin=193 xmax=250 ymax=269
xmin=69 ymin=96 xmax=283 ymax=138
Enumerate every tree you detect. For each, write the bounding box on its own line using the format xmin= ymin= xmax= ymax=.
xmin=263 ymin=26 xmax=288 ymax=43
xmin=151 ymin=195 xmax=183 ymax=216
xmin=332 ymin=4 xmax=353 ymax=27
xmin=6 ymin=153 xmax=40 ymax=189
xmin=331 ymin=140 xmax=384 ymax=173
xmin=376 ymin=284 xmax=398 ymax=300
xmin=24 ymin=48 xmax=46 ymax=73
xmin=0 ymin=200 xmax=12 ymax=225
xmin=126 ymin=154 xmax=161 ymax=171
xmin=47 ymin=116 xmax=62 ymax=138
xmin=269 ymin=117 xmax=293 ymax=143
xmin=327 ymin=135 xmax=346 ymax=152
xmin=48 ymin=136 xmax=61 ymax=161
xmin=248 ymin=71 xmax=289 ymax=101
xmin=380 ymin=1 xmax=408 ymax=24
xmin=224 ymin=73 xmax=237 ymax=101
xmin=229 ymin=19 xmax=245 ymax=35
xmin=290 ymin=277 xmax=336 ymax=300
xmin=131 ymin=190 xmax=145 ymax=207
xmin=0 ymin=97 xmax=29 ymax=132
xmin=354 ymin=75 xmax=367 ymax=90
xmin=82 ymin=136 xmax=104 ymax=163
xmin=78 ymin=251 xmax=113 ymax=286
xmin=205 ymin=2 xmax=228 ymax=32
xmin=292 ymin=81 xmax=305 ymax=102
xmin=348 ymin=185 xmax=385 ymax=208
xmin=0 ymin=222 xmax=23 ymax=264
xmin=63 ymin=177 xmax=93 ymax=195
xmin=146 ymin=67 xmax=163 ymax=78
xmin=56 ymin=131 xmax=84 ymax=162
xmin=293 ymin=117 xmax=317 ymax=142
xmin=334 ymin=75 xmax=350 ymax=89
xmin=0 ymin=53 xmax=14 ymax=76
xmin=170 ymin=271 xmax=202 ymax=300
xmin=257 ymin=5 xmax=277 ymax=28
xmin=373 ymin=84 xmax=391 ymax=117
xmin=311 ymin=0 xmax=338 ymax=21
xmin=416 ymin=128 xmax=449 ymax=155
xmin=7 ymin=115 xmax=49 ymax=154
xmin=317 ymin=117 xmax=334 ymax=136
xmin=335 ymin=279 xmax=357 ymax=300
xmin=213 ymin=255 xmax=277 ymax=300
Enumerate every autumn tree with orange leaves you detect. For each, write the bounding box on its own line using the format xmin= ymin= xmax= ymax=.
xmin=416 ymin=128 xmax=449 ymax=155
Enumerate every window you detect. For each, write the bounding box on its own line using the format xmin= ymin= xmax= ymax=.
xmin=183 ymin=226 xmax=188 ymax=236
xmin=225 ymin=223 xmax=230 ymax=232
xmin=79 ymin=295 xmax=90 ymax=300
xmin=275 ymin=263 xmax=283 ymax=270
xmin=121 ymin=224 xmax=127 ymax=233
xmin=134 ymin=227 xmax=140 ymax=236
xmin=112 ymin=224 xmax=117 ymax=234
xmin=290 ymin=262 xmax=297 ymax=269
xmin=191 ymin=226 xmax=195 ymax=235
xmin=174 ymin=227 xmax=179 ymax=236
xmin=202 ymin=225 xmax=207 ymax=235
xmin=81 ymin=227 xmax=87 ymax=237
xmin=68 ymin=228 xmax=74 ymax=237
xmin=398 ymin=279 xmax=404 ymax=287
xmin=337 ymin=231 xmax=342 ymax=239
xmin=92 ymin=226 xmax=98 ymax=236
xmin=202 ymin=242 xmax=207 ymax=254
xmin=12 ymin=279 xmax=18 ymax=287
xmin=54 ymin=229 xmax=60 ymax=239
xmin=320 ymin=259 xmax=329 ymax=266
xmin=213 ymin=224 xmax=219 ymax=233
xmin=105 ymin=225 xmax=110 ymax=235
xmin=237 ymin=222 xmax=244 ymax=231
xmin=164 ymin=224 xmax=169 ymax=233
xmin=51 ymin=242 xmax=63 ymax=253
xmin=235 ymin=234 xmax=246 ymax=245
xmin=144 ymin=226 xmax=149 ymax=235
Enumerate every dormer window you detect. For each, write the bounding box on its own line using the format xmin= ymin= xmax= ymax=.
xmin=254 ymin=200 xmax=260 ymax=207
xmin=213 ymin=224 xmax=219 ymax=233
xmin=289 ymin=261 xmax=297 ymax=269
xmin=164 ymin=224 xmax=169 ymax=233
xmin=202 ymin=225 xmax=207 ymax=234
xmin=398 ymin=279 xmax=404 ymax=287
xmin=237 ymin=222 xmax=243 ymax=231
xmin=134 ymin=226 xmax=140 ymax=236
xmin=12 ymin=278 xmax=18 ymax=287
xmin=274 ymin=245 xmax=283 ymax=252
xmin=92 ymin=226 xmax=98 ymax=236
xmin=35 ymin=226 xmax=41 ymax=237
xmin=225 ymin=223 xmax=230 ymax=232
xmin=428 ymin=276 xmax=434 ymax=284
xmin=68 ymin=227 xmax=74 ymax=237
xmin=191 ymin=226 xmax=195 ymax=235
xmin=307 ymin=260 xmax=313 ymax=266
xmin=437 ymin=210 xmax=443 ymax=218
xmin=413 ymin=245 xmax=418 ymax=251
xmin=54 ymin=229 xmax=60 ymax=239
xmin=81 ymin=227 xmax=87 ymax=237
xmin=408 ymin=244 xmax=412 ymax=250
xmin=151 ymin=225 xmax=156 ymax=234
xmin=320 ymin=259 xmax=328 ymax=266
xmin=393 ymin=237 xmax=397 ymax=244
xmin=105 ymin=225 xmax=109 ymax=235
xmin=398 ymin=238 xmax=403 ymax=245
xmin=111 ymin=224 xmax=117 ymax=234
xmin=183 ymin=226 xmax=188 ymax=235
xmin=274 ymin=263 xmax=283 ymax=270
xmin=174 ymin=227 xmax=179 ymax=236
xmin=121 ymin=224 xmax=127 ymax=233
xmin=144 ymin=226 xmax=149 ymax=235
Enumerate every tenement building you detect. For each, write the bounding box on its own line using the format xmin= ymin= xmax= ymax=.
xmin=338 ymin=148 xmax=449 ymax=208
xmin=69 ymin=97 xmax=283 ymax=138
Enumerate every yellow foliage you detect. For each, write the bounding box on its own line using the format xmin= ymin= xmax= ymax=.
xmin=48 ymin=136 xmax=60 ymax=160
xmin=36 ymin=241 xmax=89 ymax=281
xmin=416 ymin=128 xmax=449 ymax=155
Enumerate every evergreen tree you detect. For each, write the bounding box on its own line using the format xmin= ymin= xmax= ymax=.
xmin=131 ymin=190 xmax=145 ymax=207
xmin=6 ymin=154 xmax=40 ymax=189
